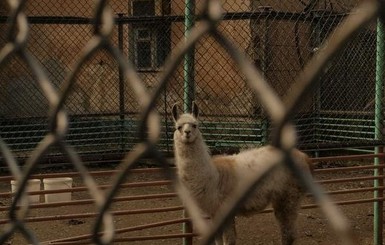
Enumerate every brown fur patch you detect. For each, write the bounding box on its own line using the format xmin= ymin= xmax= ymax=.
xmin=291 ymin=149 xmax=314 ymax=174
xmin=212 ymin=156 xmax=237 ymax=197
xmin=212 ymin=155 xmax=236 ymax=169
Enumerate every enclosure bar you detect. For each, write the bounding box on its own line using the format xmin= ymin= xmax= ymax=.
xmin=343 ymin=148 xmax=376 ymax=153
xmin=117 ymin=13 xmax=126 ymax=153
xmin=109 ymin=233 xmax=197 ymax=242
xmin=183 ymin=0 xmax=196 ymax=113
xmin=311 ymin=153 xmax=385 ymax=162
xmin=183 ymin=1 xmax=196 ymax=244
xmin=0 ymin=11 xmax=346 ymax=25
xmin=259 ymin=197 xmax=385 ymax=214
xmin=374 ymin=18 xmax=385 ymax=245
xmin=44 ymin=218 xmax=191 ymax=243
xmin=0 ymin=167 xmax=175 ymax=182
xmin=306 ymin=186 xmax=385 ymax=197
xmin=311 ymin=5 xmax=322 ymax=157
xmin=46 ymin=233 xmax=196 ymax=245
xmin=314 ymin=164 xmax=385 ymax=173
xmin=7 ymin=176 xmax=380 ymax=201
xmin=260 ymin=10 xmax=270 ymax=145
xmin=316 ymin=175 xmax=385 ymax=185
xmin=0 ymin=206 xmax=184 ymax=224
xmin=1 ymin=153 xmax=383 ymax=182
xmin=0 ymin=193 xmax=178 ymax=211
xmin=0 ymin=180 xmax=172 ymax=197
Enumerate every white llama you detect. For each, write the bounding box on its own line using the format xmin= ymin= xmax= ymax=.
xmin=172 ymin=102 xmax=312 ymax=245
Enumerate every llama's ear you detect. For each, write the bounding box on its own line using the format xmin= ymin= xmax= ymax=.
xmin=171 ymin=103 xmax=179 ymax=122
xmin=192 ymin=101 xmax=199 ymax=119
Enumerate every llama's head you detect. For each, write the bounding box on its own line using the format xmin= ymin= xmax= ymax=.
xmin=172 ymin=102 xmax=200 ymax=144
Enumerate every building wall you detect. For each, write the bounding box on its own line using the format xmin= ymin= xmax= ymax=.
xmin=0 ymin=1 xmax=359 ymax=119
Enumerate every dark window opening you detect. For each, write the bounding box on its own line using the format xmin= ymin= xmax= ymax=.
xmin=130 ymin=0 xmax=171 ymax=71
xmin=132 ymin=0 xmax=155 ymax=16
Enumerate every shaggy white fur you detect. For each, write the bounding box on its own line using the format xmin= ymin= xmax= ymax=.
xmin=172 ymin=103 xmax=312 ymax=245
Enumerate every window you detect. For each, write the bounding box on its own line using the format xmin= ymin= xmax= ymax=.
xmin=132 ymin=0 xmax=155 ymax=16
xmin=135 ymin=28 xmax=153 ymax=69
xmin=130 ymin=0 xmax=170 ymax=71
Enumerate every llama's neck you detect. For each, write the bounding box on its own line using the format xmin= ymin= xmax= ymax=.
xmin=174 ymin=133 xmax=219 ymax=186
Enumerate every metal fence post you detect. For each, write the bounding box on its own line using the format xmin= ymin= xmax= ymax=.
xmin=183 ymin=2 xmax=196 ymax=245
xmin=183 ymin=0 xmax=195 ymax=113
xmin=118 ymin=13 xmax=126 ymax=153
xmin=374 ymin=18 xmax=384 ymax=245
xmin=260 ymin=10 xmax=270 ymax=145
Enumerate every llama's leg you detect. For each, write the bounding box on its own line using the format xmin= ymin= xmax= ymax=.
xmin=215 ymin=234 xmax=223 ymax=245
xmin=211 ymin=218 xmax=223 ymax=245
xmin=273 ymin=190 xmax=301 ymax=245
xmin=222 ymin=217 xmax=236 ymax=245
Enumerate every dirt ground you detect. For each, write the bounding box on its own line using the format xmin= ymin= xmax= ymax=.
xmin=0 ymin=164 xmax=382 ymax=245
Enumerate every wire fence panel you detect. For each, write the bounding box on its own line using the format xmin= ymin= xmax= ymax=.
xmin=0 ymin=1 xmax=382 ymax=163
xmin=0 ymin=0 xmax=384 ymax=244
xmin=0 ymin=0 xmax=382 ymax=163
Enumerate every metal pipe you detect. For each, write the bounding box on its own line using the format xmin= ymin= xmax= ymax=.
xmin=311 ymin=153 xmax=384 ymax=162
xmin=260 ymin=9 xmax=270 ymax=145
xmin=117 ymin=13 xmax=126 ymax=153
xmin=0 ymin=192 xmax=178 ymax=211
xmin=0 ymin=180 xmax=173 ymax=197
xmin=317 ymin=175 xmax=385 ymax=185
xmin=259 ymin=197 xmax=385 ymax=214
xmin=183 ymin=0 xmax=195 ymax=113
xmin=307 ymin=186 xmax=385 ymax=197
xmin=0 ymin=206 xmax=184 ymax=225
xmin=0 ymin=167 xmax=176 ymax=182
xmin=314 ymin=164 xmax=385 ymax=173
xmin=374 ymin=18 xmax=384 ymax=245
xmin=47 ymin=233 xmax=196 ymax=245
xmin=45 ymin=218 xmax=191 ymax=244
xmin=183 ymin=2 xmax=196 ymax=244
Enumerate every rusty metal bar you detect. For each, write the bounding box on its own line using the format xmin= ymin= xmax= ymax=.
xmin=311 ymin=153 xmax=385 ymax=163
xmin=46 ymin=233 xmax=196 ymax=245
xmin=0 ymin=193 xmax=178 ymax=212
xmin=0 ymin=206 xmax=184 ymax=225
xmin=314 ymin=164 xmax=385 ymax=173
xmin=0 ymin=180 xmax=172 ymax=198
xmin=317 ymin=175 xmax=385 ymax=185
xmin=258 ymin=197 xmax=385 ymax=214
xmin=0 ymin=167 xmax=173 ymax=182
xmin=44 ymin=218 xmax=191 ymax=244
xmin=308 ymin=186 xmax=385 ymax=196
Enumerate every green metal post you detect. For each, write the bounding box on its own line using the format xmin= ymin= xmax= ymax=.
xmin=260 ymin=12 xmax=270 ymax=145
xmin=374 ymin=19 xmax=384 ymax=245
xmin=183 ymin=2 xmax=195 ymax=245
xmin=117 ymin=13 xmax=126 ymax=153
xmin=183 ymin=0 xmax=195 ymax=113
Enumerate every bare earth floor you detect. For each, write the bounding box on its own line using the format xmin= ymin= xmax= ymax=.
xmin=0 ymin=167 xmax=382 ymax=245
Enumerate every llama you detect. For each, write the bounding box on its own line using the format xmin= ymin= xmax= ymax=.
xmin=172 ymin=102 xmax=312 ymax=245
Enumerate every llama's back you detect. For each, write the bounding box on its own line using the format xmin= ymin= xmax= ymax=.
xmin=233 ymin=146 xmax=311 ymax=181
xmin=212 ymin=146 xmax=311 ymax=215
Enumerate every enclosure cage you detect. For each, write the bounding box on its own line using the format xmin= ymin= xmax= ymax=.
xmin=0 ymin=0 xmax=383 ymax=167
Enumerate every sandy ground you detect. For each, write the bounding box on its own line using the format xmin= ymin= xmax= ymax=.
xmin=0 ymin=165 xmax=382 ymax=245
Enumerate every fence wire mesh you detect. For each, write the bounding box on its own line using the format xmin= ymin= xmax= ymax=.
xmin=0 ymin=0 xmax=384 ymax=244
xmin=0 ymin=0 xmax=383 ymax=163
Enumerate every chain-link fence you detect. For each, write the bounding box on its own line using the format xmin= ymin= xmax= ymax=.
xmin=0 ymin=0 xmax=384 ymax=244
xmin=0 ymin=0 xmax=382 ymax=166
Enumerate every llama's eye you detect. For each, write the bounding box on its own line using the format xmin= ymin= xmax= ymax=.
xmin=192 ymin=124 xmax=197 ymax=129
xmin=177 ymin=126 xmax=182 ymax=131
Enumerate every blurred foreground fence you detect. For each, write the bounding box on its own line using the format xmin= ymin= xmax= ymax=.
xmin=0 ymin=0 xmax=385 ymax=245
xmin=0 ymin=1 xmax=384 ymax=165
